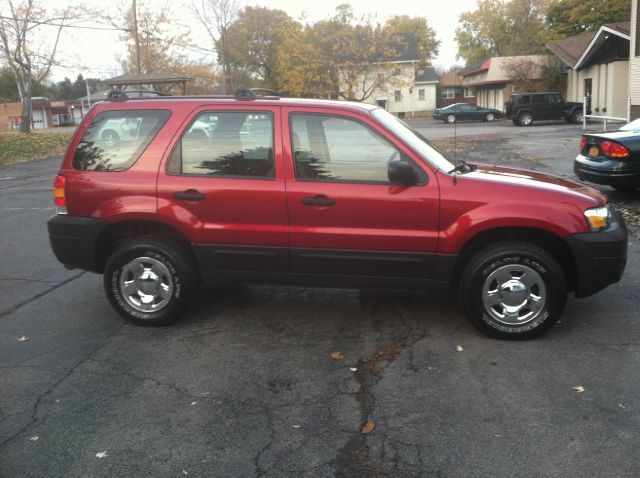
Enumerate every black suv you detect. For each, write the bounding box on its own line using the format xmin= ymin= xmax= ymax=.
xmin=506 ymin=92 xmax=583 ymax=126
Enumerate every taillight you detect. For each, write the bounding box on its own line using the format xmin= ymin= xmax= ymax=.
xmin=579 ymin=136 xmax=586 ymax=151
xmin=53 ymin=175 xmax=67 ymax=214
xmin=600 ymin=141 xmax=630 ymax=159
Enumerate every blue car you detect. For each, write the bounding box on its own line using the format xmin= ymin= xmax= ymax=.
xmin=433 ymin=103 xmax=503 ymax=124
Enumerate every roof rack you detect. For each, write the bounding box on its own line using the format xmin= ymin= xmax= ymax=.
xmin=105 ymin=87 xmax=282 ymax=101
xmin=106 ymin=90 xmax=171 ymax=100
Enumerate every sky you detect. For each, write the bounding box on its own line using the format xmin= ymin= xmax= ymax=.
xmin=41 ymin=0 xmax=480 ymax=82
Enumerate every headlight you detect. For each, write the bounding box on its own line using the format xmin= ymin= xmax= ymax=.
xmin=584 ymin=205 xmax=611 ymax=231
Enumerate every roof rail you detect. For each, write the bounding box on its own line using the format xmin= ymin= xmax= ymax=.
xmin=106 ymin=89 xmax=172 ymax=100
xmin=234 ymin=87 xmax=282 ymax=100
xmin=103 ymin=87 xmax=283 ymax=101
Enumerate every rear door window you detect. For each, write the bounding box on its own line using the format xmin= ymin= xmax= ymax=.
xmin=169 ymin=111 xmax=274 ymax=179
xmin=73 ymin=110 xmax=170 ymax=171
xmin=532 ymin=95 xmax=546 ymax=104
xmin=517 ymin=95 xmax=530 ymax=105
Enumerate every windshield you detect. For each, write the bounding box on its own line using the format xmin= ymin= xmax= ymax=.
xmin=371 ymin=108 xmax=456 ymax=171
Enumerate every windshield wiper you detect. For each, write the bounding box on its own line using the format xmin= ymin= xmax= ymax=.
xmin=448 ymin=160 xmax=476 ymax=175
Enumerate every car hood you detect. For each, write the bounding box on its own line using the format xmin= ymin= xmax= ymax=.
xmin=464 ymin=163 xmax=606 ymax=205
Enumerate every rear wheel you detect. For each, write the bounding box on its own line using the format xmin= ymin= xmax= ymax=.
xmin=518 ymin=112 xmax=533 ymax=126
xmin=460 ymin=241 xmax=567 ymax=339
xmin=446 ymin=114 xmax=456 ymax=124
xmin=104 ymin=236 xmax=198 ymax=326
xmin=485 ymin=113 xmax=495 ymax=122
xmin=571 ymin=110 xmax=584 ymax=124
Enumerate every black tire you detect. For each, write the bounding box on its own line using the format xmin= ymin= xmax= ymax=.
xmin=518 ymin=112 xmax=533 ymax=126
xmin=571 ymin=110 xmax=583 ymax=124
xmin=104 ymin=236 xmax=198 ymax=326
xmin=459 ymin=241 xmax=567 ymax=340
xmin=512 ymin=119 xmax=520 ymax=126
xmin=101 ymin=129 xmax=120 ymax=147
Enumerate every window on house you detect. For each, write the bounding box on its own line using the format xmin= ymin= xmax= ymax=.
xmin=441 ymin=87 xmax=455 ymax=99
xmin=464 ymin=88 xmax=476 ymax=98
xmin=377 ymin=73 xmax=385 ymax=84
xmin=394 ymin=90 xmax=402 ymax=102
xmin=418 ymin=89 xmax=425 ymax=101
xmin=409 ymin=87 xmax=413 ymax=94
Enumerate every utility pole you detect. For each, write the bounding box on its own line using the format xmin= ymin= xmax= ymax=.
xmin=133 ymin=0 xmax=141 ymax=75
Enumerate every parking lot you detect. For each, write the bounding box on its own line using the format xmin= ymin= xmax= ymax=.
xmin=1 ymin=121 xmax=639 ymax=477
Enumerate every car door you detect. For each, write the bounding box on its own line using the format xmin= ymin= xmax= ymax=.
xmin=157 ymin=105 xmax=289 ymax=275
xmin=282 ymin=106 xmax=440 ymax=280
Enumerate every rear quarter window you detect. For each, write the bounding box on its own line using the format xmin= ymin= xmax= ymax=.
xmin=73 ymin=109 xmax=171 ymax=171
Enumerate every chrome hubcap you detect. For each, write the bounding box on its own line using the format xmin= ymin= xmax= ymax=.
xmin=119 ymin=257 xmax=173 ymax=313
xmin=482 ymin=264 xmax=546 ymax=325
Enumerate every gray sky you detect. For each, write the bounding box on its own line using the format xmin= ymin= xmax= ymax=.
xmin=46 ymin=0 xmax=478 ymax=81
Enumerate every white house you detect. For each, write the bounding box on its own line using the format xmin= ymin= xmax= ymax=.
xmin=547 ymin=23 xmax=630 ymax=120
xmin=338 ymin=33 xmax=439 ymax=117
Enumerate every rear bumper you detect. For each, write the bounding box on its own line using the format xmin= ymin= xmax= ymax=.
xmin=565 ymin=209 xmax=627 ymax=297
xmin=574 ymin=154 xmax=640 ymax=188
xmin=47 ymin=215 xmax=108 ymax=273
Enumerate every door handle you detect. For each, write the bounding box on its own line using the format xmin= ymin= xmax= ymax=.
xmin=301 ymin=195 xmax=336 ymax=207
xmin=173 ymin=189 xmax=206 ymax=201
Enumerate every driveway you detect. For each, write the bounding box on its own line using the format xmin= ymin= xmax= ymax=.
xmin=1 ymin=129 xmax=639 ymax=477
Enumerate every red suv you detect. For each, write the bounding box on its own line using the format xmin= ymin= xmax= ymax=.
xmin=47 ymin=90 xmax=627 ymax=339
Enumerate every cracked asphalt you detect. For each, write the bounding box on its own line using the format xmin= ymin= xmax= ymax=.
xmin=1 ymin=122 xmax=640 ymax=477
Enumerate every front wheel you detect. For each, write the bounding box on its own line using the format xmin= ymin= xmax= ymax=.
xmin=104 ymin=236 xmax=198 ymax=326
xmin=460 ymin=242 xmax=567 ymax=339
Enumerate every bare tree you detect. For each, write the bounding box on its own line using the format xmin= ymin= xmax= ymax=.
xmin=0 ymin=0 xmax=71 ymax=132
xmin=191 ymin=0 xmax=238 ymax=94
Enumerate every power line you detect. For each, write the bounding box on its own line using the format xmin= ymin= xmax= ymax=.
xmin=0 ymin=15 xmax=128 ymax=32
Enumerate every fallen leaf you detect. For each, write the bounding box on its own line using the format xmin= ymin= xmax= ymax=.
xmin=54 ymin=399 xmax=61 ymax=404
xmin=361 ymin=419 xmax=375 ymax=434
xmin=190 ymin=401 xmax=197 ymax=406
xmin=618 ymin=403 xmax=626 ymax=409
xmin=330 ymin=351 xmax=343 ymax=361
xmin=292 ymin=425 xmax=300 ymax=428
xmin=572 ymin=386 xmax=585 ymax=393
xmin=349 ymin=367 xmax=358 ymax=372
xmin=18 ymin=336 xmax=29 ymax=342
xmin=30 ymin=436 xmax=39 ymax=442
xmin=95 ymin=451 xmax=108 ymax=459
xmin=182 ymin=471 xmax=189 ymax=476
xmin=456 ymin=345 xmax=464 ymax=352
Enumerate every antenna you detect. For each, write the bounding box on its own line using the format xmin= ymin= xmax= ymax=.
xmin=453 ymin=65 xmax=458 ymax=164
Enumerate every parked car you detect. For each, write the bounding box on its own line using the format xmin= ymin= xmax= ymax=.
xmin=433 ymin=103 xmax=502 ymax=123
xmin=47 ymin=89 xmax=627 ymax=339
xmin=506 ymin=92 xmax=583 ymax=126
xmin=575 ymin=120 xmax=640 ymax=191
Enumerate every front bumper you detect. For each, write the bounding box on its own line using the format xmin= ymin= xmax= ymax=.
xmin=574 ymin=154 xmax=640 ymax=188
xmin=47 ymin=215 xmax=108 ymax=273
xmin=565 ymin=209 xmax=628 ymax=297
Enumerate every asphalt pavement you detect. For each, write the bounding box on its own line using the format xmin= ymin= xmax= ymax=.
xmin=1 ymin=125 xmax=640 ymax=477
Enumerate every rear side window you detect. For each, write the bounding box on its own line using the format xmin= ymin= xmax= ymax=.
xmin=73 ymin=110 xmax=170 ymax=171
xmin=168 ymin=111 xmax=274 ymax=179
xmin=517 ymin=95 xmax=530 ymax=105
xmin=532 ymin=95 xmax=546 ymax=104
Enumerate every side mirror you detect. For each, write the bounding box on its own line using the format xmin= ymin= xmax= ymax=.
xmin=388 ymin=160 xmax=418 ymax=186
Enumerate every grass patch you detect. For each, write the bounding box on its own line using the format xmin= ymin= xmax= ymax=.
xmin=0 ymin=131 xmax=72 ymax=167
